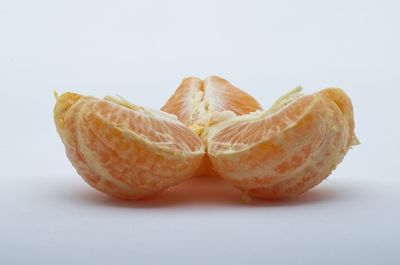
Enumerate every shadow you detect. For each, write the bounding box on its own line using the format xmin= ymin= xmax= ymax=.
xmin=56 ymin=176 xmax=350 ymax=208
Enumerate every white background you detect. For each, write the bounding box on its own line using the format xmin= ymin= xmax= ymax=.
xmin=1 ymin=0 xmax=399 ymax=264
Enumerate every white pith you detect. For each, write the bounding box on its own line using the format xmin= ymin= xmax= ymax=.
xmin=105 ymin=95 xmax=182 ymax=124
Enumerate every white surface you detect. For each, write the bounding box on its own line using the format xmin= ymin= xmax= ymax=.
xmin=1 ymin=0 xmax=399 ymax=264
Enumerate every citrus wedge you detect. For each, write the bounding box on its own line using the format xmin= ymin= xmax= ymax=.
xmin=54 ymin=92 xmax=205 ymax=199
xmin=207 ymin=87 xmax=359 ymax=199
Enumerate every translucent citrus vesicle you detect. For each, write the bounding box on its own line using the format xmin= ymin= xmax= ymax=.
xmin=207 ymin=87 xmax=359 ymax=199
xmin=54 ymin=92 xmax=205 ymax=199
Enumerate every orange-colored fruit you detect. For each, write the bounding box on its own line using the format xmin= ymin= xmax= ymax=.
xmin=207 ymin=87 xmax=359 ymax=199
xmin=54 ymin=76 xmax=358 ymax=201
xmin=54 ymin=92 xmax=205 ymax=199
xmin=161 ymin=75 xmax=262 ymax=176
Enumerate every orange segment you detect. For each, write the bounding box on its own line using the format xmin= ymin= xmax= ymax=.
xmin=54 ymin=92 xmax=205 ymax=199
xmin=202 ymin=75 xmax=263 ymax=115
xmin=161 ymin=75 xmax=262 ymax=133
xmin=160 ymin=77 xmax=203 ymax=127
xmin=207 ymin=87 xmax=358 ymax=199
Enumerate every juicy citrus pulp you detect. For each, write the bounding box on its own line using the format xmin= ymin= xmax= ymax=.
xmin=161 ymin=75 xmax=263 ymax=177
xmin=54 ymin=92 xmax=205 ymax=199
xmin=54 ymin=76 xmax=358 ymax=200
xmin=207 ymin=87 xmax=358 ymax=199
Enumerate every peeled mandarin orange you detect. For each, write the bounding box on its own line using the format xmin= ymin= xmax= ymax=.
xmin=161 ymin=75 xmax=262 ymax=176
xmin=54 ymin=92 xmax=205 ymax=199
xmin=207 ymin=87 xmax=359 ymax=199
xmin=54 ymin=76 xmax=358 ymax=201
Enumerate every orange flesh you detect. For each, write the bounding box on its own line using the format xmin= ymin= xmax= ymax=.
xmin=207 ymin=88 xmax=357 ymax=199
xmin=54 ymin=93 xmax=204 ymax=199
xmin=55 ymin=79 xmax=358 ymax=200
xmin=161 ymin=75 xmax=263 ymax=177
xmin=160 ymin=77 xmax=203 ymax=126
xmin=161 ymin=76 xmax=262 ymax=129
xmin=202 ymin=76 xmax=263 ymax=115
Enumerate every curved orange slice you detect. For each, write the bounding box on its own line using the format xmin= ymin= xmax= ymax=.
xmin=160 ymin=76 xmax=203 ymax=127
xmin=207 ymin=87 xmax=359 ymax=199
xmin=54 ymin=92 xmax=205 ymax=199
xmin=161 ymin=75 xmax=262 ymax=134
